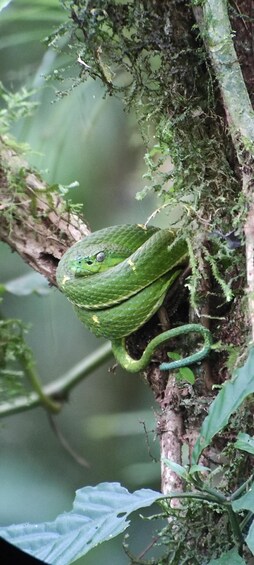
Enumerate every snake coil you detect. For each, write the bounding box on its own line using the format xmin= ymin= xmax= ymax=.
xmin=56 ymin=224 xmax=212 ymax=373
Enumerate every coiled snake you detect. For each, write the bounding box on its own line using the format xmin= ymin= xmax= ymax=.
xmin=56 ymin=224 xmax=212 ymax=373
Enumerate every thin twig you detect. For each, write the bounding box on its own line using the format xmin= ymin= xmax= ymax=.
xmin=19 ymin=353 xmax=61 ymax=414
xmin=127 ymin=536 xmax=159 ymax=565
xmin=48 ymin=413 xmax=90 ymax=468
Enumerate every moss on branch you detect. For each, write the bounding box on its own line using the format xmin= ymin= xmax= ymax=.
xmin=0 ymin=136 xmax=89 ymax=286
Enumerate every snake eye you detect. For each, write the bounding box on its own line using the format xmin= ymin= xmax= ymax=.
xmin=96 ymin=251 xmax=105 ymax=263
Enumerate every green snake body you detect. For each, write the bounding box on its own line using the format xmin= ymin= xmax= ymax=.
xmin=56 ymin=224 xmax=212 ymax=373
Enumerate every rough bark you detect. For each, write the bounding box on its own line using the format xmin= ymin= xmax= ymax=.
xmin=0 ymin=136 xmax=90 ymax=286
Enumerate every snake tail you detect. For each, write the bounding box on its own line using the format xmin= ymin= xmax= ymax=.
xmin=111 ymin=324 xmax=212 ymax=374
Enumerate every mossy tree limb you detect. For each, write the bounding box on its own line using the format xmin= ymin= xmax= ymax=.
xmin=194 ymin=0 xmax=254 ymax=149
xmin=194 ymin=0 xmax=254 ymax=341
xmin=0 ymin=135 xmax=92 ymax=416
xmin=0 ymin=136 xmax=90 ymax=286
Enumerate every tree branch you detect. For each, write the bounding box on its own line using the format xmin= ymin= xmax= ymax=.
xmin=159 ymin=375 xmax=184 ymax=501
xmin=193 ymin=0 xmax=254 ymax=146
xmin=194 ymin=0 xmax=254 ymax=340
xmin=0 ymin=342 xmax=113 ymax=418
xmin=0 ymin=135 xmax=106 ymax=416
xmin=0 ymin=136 xmax=90 ymax=286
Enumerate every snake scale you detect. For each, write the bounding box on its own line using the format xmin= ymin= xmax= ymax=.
xmin=56 ymin=224 xmax=212 ymax=373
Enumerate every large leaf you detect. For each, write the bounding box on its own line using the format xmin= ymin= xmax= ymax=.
xmin=207 ymin=547 xmax=246 ymax=564
xmin=234 ymin=432 xmax=254 ymax=455
xmin=232 ymin=484 xmax=254 ymax=513
xmin=1 ymin=272 xmax=50 ymax=296
xmin=246 ymin=521 xmax=254 ymax=556
xmin=192 ymin=348 xmax=254 ymax=464
xmin=232 ymin=489 xmax=254 ymax=558
xmin=0 ymin=482 xmax=161 ymax=565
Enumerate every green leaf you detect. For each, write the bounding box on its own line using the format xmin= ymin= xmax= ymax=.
xmin=188 ymin=464 xmax=211 ymax=475
xmin=2 ymin=273 xmax=50 ymax=296
xmin=246 ymin=520 xmax=254 ymax=556
xmin=0 ymin=483 xmax=161 ymax=565
xmin=166 ymin=351 xmax=180 ymax=360
xmin=177 ymin=366 xmax=195 ymax=384
xmin=164 ymin=353 xmax=196 ymax=385
xmin=163 ymin=459 xmax=188 ymax=479
xmin=232 ymin=484 xmax=254 ymax=513
xmin=207 ymin=547 xmax=247 ymax=564
xmin=235 ymin=432 xmax=254 ymax=455
xmin=192 ymin=348 xmax=254 ymax=464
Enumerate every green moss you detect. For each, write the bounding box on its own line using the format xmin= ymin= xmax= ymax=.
xmin=0 ymin=319 xmax=31 ymax=401
xmin=52 ymin=2 xmax=241 ymax=226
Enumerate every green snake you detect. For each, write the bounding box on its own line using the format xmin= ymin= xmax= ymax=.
xmin=56 ymin=224 xmax=212 ymax=373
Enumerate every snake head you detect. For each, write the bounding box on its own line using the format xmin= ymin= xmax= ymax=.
xmin=69 ymin=251 xmax=107 ymax=275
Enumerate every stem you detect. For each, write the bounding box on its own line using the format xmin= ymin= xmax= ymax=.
xmin=240 ymin=511 xmax=253 ymax=532
xmin=193 ymin=480 xmax=228 ymax=504
xmin=0 ymin=342 xmax=113 ymax=418
xmin=230 ymin=474 xmax=254 ymax=501
xmin=159 ymin=491 xmax=226 ymax=504
xmin=227 ymin=506 xmax=244 ymax=546
xmin=19 ymin=353 xmax=61 ymax=414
